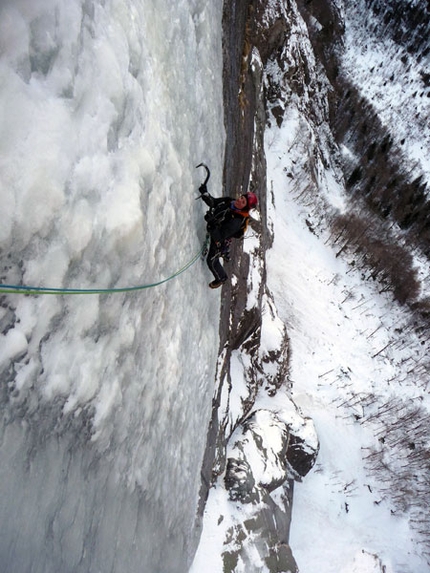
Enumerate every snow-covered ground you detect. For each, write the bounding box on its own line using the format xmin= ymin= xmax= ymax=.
xmin=0 ymin=1 xmax=224 ymax=571
xmin=267 ymin=2 xmax=430 ymax=570
xmin=265 ymin=113 xmax=429 ymax=573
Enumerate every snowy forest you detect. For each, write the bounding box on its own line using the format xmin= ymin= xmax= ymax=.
xmin=0 ymin=1 xmax=429 ymax=573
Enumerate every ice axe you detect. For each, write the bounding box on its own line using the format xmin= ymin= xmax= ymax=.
xmin=195 ymin=163 xmax=211 ymax=198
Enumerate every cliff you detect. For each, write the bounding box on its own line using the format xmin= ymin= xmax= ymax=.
xmin=194 ymin=0 xmax=430 ymax=571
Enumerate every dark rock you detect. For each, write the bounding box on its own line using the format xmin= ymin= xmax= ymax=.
xmin=287 ymin=433 xmax=319 ymax=480
xmin=224 ymin=457 xmax=257 ymax=503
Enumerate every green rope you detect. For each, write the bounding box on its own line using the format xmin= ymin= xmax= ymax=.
xmin=0 ymin=236 xmax=209 ymax=296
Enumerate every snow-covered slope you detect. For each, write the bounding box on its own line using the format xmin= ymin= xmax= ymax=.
xmin=0 ymin=1 xmax=224 ymax=571
xmin=266 ymin=114 xmax=429 ymax=573
xmin=281 ymin=2 xmax=430 ymax=570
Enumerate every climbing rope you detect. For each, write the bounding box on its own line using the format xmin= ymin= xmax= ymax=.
xmin=0 ymin=236 xmax=209 ymax=296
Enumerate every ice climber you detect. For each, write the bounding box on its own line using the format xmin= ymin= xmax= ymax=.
xmin=198 ymin=170 xmax=258 ymax=289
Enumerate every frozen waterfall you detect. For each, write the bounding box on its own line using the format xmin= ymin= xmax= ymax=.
xmin=0 ymin=0 xmax=224 ymax=571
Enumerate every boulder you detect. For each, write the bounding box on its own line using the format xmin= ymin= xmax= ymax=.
xmin=225 ymin=409 xmax=319 ymax=500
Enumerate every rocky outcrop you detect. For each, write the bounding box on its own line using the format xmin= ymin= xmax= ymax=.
xmin=215 ymin=408 xmax=318 ymax=573
xmin=225 ymin=410 xmax=318 ymax=501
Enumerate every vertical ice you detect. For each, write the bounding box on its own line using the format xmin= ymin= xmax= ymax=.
xmin=0 ymin=0 xmax=224 ymax=571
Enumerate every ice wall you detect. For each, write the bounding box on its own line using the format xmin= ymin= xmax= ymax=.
xmin=0 ymin=1 xmax=224 ymax=571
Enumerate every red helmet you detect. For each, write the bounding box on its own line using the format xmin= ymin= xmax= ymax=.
xmin=246 ymin=192 xmax=258 ymax=209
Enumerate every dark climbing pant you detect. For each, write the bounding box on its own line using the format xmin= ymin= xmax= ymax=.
xmin=207 ymin=240 xmax=227 ymax=283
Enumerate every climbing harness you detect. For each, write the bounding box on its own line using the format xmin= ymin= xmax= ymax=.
xmin=0 ymin=237 xmax=209 ymax=296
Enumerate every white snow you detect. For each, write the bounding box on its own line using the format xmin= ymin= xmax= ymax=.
xmin=265 ymin=108 xmax=429 ymax=572
xmin=193 ymin=108 xmax=429 ymax=573
xmin=0 ymin=327 xmax=28 ymax=365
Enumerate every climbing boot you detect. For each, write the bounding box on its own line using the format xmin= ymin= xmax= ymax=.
xmin=209 ymin=278 xmax=226 ymax=289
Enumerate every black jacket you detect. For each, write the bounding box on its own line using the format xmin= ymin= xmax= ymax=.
xmin=201 ymin=193 xmax=247 ymax=243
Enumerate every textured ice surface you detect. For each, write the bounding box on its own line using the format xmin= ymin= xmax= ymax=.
xmin=0 ymin=1 xmax=224 ymax=571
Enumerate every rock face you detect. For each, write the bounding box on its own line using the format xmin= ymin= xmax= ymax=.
xmin=196 ymin=2 xmax=321 ymax=571
xmin=196 ymin=0 xmax=430 ymax=570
